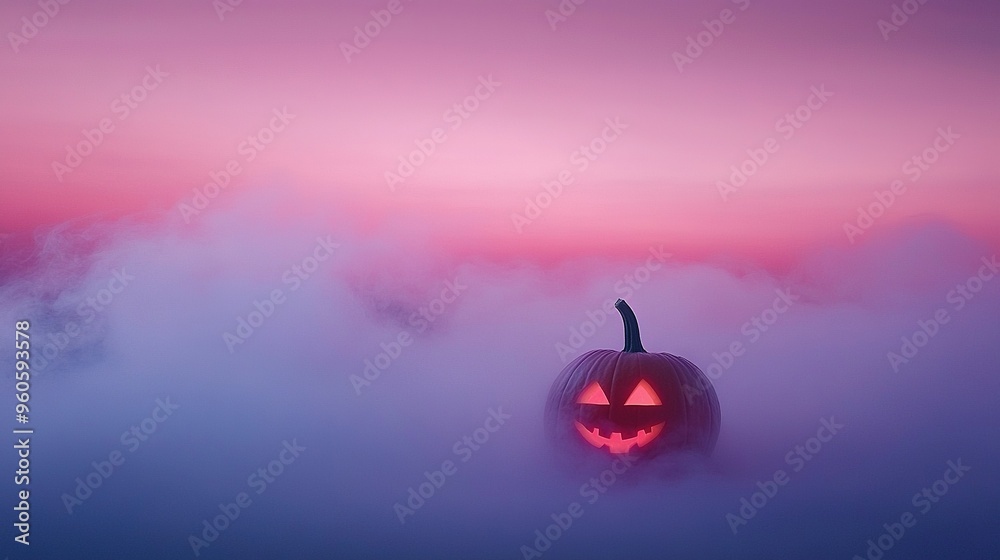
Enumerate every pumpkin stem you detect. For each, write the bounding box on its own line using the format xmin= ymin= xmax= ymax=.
xmin=615 ymin=299 xmax=646 ymax=353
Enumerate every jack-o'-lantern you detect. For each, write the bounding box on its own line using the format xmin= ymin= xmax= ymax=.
xmin=545 ymin=300 xmax=720 ymax=456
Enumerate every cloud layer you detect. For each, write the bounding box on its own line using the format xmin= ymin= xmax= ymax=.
xmin=2 ymin=188 xmax=997 ymax=559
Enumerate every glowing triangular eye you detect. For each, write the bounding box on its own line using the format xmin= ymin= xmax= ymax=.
xmin=577 ymin=381 xmax=610 ymax=405
xmin=624 ymin=379 xmax=662 ymax=406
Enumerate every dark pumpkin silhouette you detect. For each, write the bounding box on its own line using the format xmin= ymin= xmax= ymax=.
xmin=545 ymin=299 xmax=720 ymax=456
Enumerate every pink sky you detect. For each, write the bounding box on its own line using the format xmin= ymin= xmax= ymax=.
xmin=2 ymin=0 xmax=998 ymax=262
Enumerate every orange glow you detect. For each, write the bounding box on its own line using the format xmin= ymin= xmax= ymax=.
xmin=576 ymin=381 xmax=610 ymax=405
xmin=574 ymin=422 xmax=666 ymax=454
xmin=624 ymin=379 xmax=661 ymax=406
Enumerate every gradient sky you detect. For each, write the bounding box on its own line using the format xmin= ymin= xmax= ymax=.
xmin=2 ymin=3 xmax=999 ymax=558
xmin=2 ymin=0 xmax=998 ymax=261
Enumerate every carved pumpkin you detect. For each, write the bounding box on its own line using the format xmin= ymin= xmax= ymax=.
xmin=545 ymin=299 xmax=720 ymax=456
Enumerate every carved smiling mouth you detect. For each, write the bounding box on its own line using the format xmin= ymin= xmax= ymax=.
xmin=574 ymin=421 xmax=666 ymax=454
